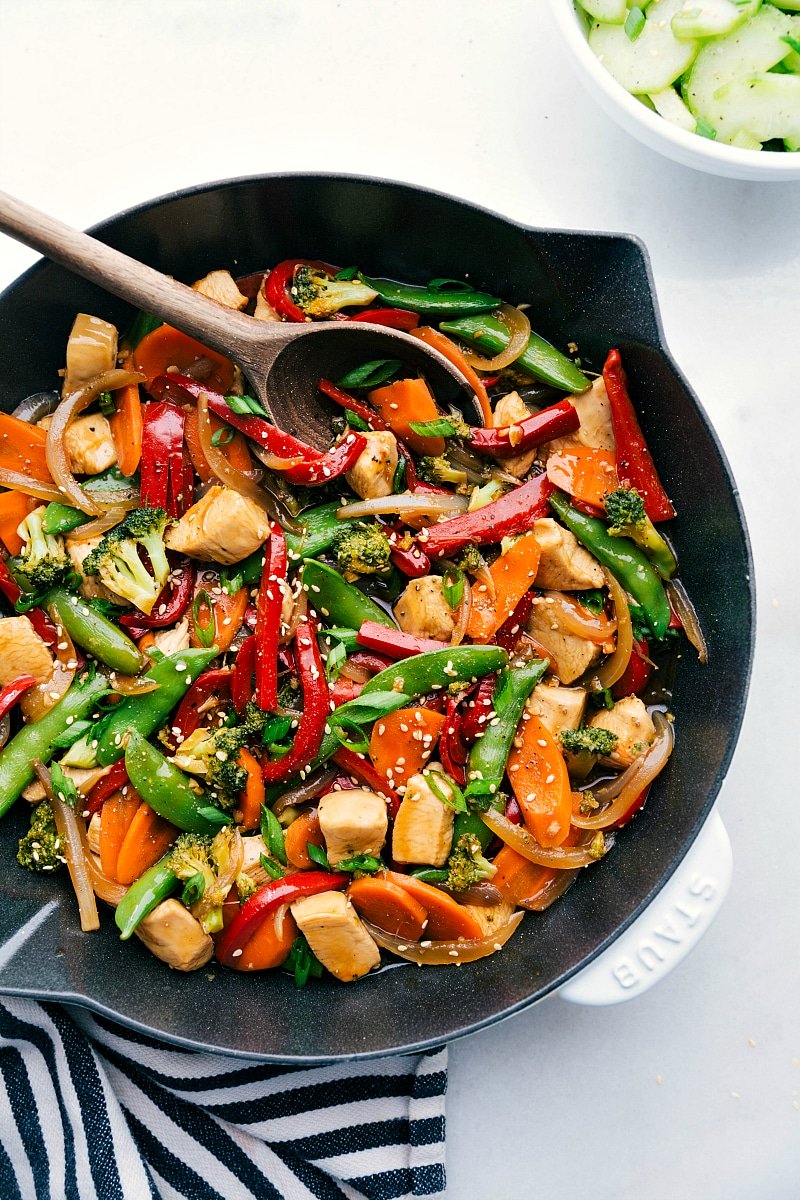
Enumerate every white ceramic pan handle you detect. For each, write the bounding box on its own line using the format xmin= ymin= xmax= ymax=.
xmin=560 ymin=806 xmax=732 ymax=1006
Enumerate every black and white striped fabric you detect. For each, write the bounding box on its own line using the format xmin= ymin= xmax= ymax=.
xmin=0 ymin=998 xmax=447 ymax=1200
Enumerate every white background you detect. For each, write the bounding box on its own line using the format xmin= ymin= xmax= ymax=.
xmin=1 ymin=3 xmax=798 ymax=1197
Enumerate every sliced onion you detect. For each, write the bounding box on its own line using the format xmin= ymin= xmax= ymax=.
xmin=521 ymin=868 xmax=581 ymax=911
xmin=666 ymin=578 xmax=708 ymax=665
xmin=461 ymin=304 xmax=531 ymax=371
xmin=449 ymin=576 xmax=472 ymax=647
xmin=272 ymin=765 xmax=339 ymax=817
xmin=338 ymin=492 xmax=469 ymax=522
xmin=542 ymin=591 xmax=617 ymax=645
xmin=67 ymin=505 xmax=131 ymax=542
xmin=439 ymin=881 xmax=503 ymax=907
xmin=109 ymin=673 xmax=160 ymax=696
xmin=249 ymin=442 xmax=306 ymax=474
xmin=197 ymin=392 xmax=303 ymax=534
xmin=0 ymin=469 xmax=64 ymax=503
xmin=480 ymin=805 xmax=614 ymax=868
xmin=46 ymin=369 xmax=143 ymax=516
xmin=280 ymin=584 xmax=307 ymax=646
xmin=589 ymin=570 xmax=633 ymax=690
xmin=11 ymin=390 xmax=60 ymax=424
xmin=571 ymin=711 xmax=675 ymax=831
xmin=34 ymin=761 xmax=99 ymax=931
xmin=363 ymin=909 xmax=523 ymax=965
xmin=0 ymin=714 xmax=10 ymax=751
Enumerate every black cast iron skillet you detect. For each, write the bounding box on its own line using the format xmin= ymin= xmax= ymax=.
xmin=0 ymin=174 xmax=754 ymax=1062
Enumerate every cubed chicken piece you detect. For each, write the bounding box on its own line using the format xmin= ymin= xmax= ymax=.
xmin=589 ymin=696 xmax=656 ymax=767
xmin=392 ymin=768 xmax=455 ymax=867
xmin=492 ymin=391 xmax=537 ymax=478
xmin=165 ymin=485 xmax=270 ymax=565
xmin=87 ymin=811 xmax=102 ymax=857
xmin=191 ymin=269 xmax=248 ymax=312
xmin=59 ymin=414 xmax=117 ymax=475
xmin=394 ymin=575 xmax=454 ymax=642
xmin=253 ymin=278 xmax=281 ymax=322
xmin=152 ymin=616 xmax=191 ymax=657
xmin=22 ymin=765 xmax=112 ymax=805
xmin=460 ymin=899 xmax=517 ymax=939
xmin=318 ymin=788 xmax=388 ymax=866
xmin=290 ymin=890 xmax=380 ymax=982
xmin=345 ymin=431 xmax=398 ymax=500
xmin=545 ymin=377 xmax=615 ymax=455
xmin=527 ymin=596 xmax=600 ymax=685
xmin=526 ymin=682 xmax=587 ymax=740
xmin=0 ymin=616 xmax=53 ymax=691
xmin=135 ymin=899 xmax=214 ymax=971
xmin=239 ymin=834 xmax=273 ymax=890
xmin=65 ymin=536 xmax=125 ymax=604
xmin=532 ymin=518 xmax=604 ymax=590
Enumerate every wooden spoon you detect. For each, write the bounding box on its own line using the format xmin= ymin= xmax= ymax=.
xmin=0 ymin=191 xmax=474 ymax=449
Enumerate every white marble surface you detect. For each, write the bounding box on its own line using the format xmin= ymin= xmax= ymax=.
xmin=1 ymin=3 xmax=798 ymax=1197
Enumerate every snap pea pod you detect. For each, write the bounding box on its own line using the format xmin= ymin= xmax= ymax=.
xmin=42 ymin=503 xmax=89 ymax=536
xmin=47 ymin=588 xmax=144 ymax=675
xmin=124 ymin=730 xmax=230 ymax=834
xmin=549 ymin=491 xmax=671 ymax=639
xmin=452 ymin=797 xmax=505 ymax=854
xmin=115 ymin=858 xmax=177 ymax=940
xmin=358 ymin=274 xmax=501 ymax=317
xmin=464 ymin=658 xmax=549 ymax=819
xmin=95 ymin=646 xmax=218 ymax=766
xmin=302 ymin=559 xmax=394 ymax=629
xmin=0 ymin=670 xmax=109 ymax=818
xmin=439 ymin=314 xmax=591 ymax=394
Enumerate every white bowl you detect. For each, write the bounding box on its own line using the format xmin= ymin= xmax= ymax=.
xmin=549 ymin=0 xmax=800 ymax=180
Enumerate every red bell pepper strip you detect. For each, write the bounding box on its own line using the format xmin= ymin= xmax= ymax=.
xmin=332 ymin=747 xmax=401 ymax=818
xmin=261 ymin=614 xmax=328 ymax=783
xmin=255 ymin=527 xmax=287 ymax=712
xmin=0 ymin=674 xmax=37 ymax=720
xmin=173 ymin=668 xmax=232 ymax=742
xmin=119 ymin=560 xmax=194 ymax=636
xmin=232 ymin=634 xmax=256 ymax=715
xmin=571 ymin=497 xmax=606 ymax=519
xmin=356 ymin=621 xmax=447 ymax=660
xmin=494 ymin=590 xmax=537 ymax=651
xmin=263 ymin=259 xmax=335 ymax=323
xmin=387 ymin=530 xmax=430 ymax=578
xmin=438 ymin=695 xmax=468 ymax=785
xmin=329 ymin=677 xmax=363 ymax=707
xmin=281 ymin=431 xmax=366 ymax=487
xmin=0 ymin=558 xmax=58 ymax=646
xmin=611 ymin=637 xmax=653 ymax=700
xmin=459 ymin=675 xmax=496 ymax=746
xmin=84 ymin=760 xmax=130 ymax=817
xmin=603 ymin=350 xmax=675 ymax=523
xmin=470 ymin=399 xmax=580 ymax=459
xmin=347 ymin=308 xmax=419 ymax=331
xmin=614 ymin=783 xmax=651 ymax=829
xmin=505 ymin=794 xmax=523 ymax=826
xmin=140 ymin=400 xmax=190 ymax=517
xmin=420 ymin=472 xmax=555 ymax=560
xmin=317 ymin=379 xmax=418 ymax=488
xmin=345 ymin=649 xmax=396 ymax=676
xmin=216 ymin=869 xmax=349 ymax=967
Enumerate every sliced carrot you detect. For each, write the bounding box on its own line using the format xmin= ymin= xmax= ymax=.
xmin=0 ymin=490 xmax=37 ymax=554
xmin=385 ymin=870 xmax=484 ymax=940
xmin=411 ymin=325 xmax=492 ymax=427
xmin=190 ymin=579 xmax=249 ymax=652
xmin=108 ymin=382 xmax=143 ymax=477
xmin=236 ymin=747 xmax=264 ymax=832
xmin=232 ymin=905 xmax=297 ymax=971
xmin=132 ymin=324 xmax=236 ymax=395
xmin=368 ymin=376 xmax=445 ymax=456
xmin=99 ymin=788 xmax=141 ymax=881
xmin=0 ymin=412 xmax=53 ymax=484
xmin=467 ymin=530 xmax=541 ymax=642
xmin=137 ymin=631 xmax=157 ymax=654
xmin=115 ymin=801 xmax=179 ymax=887
xmin=545 ymin=446 xmax=619 ymax=510
xmin=284 ymin=809 xmax=324 ymax=870
xmin=492 ymin=837 xmax=579 ymax=910
xmin=507 ymin=712 xmax=572 ymax=848
xmin=183 ymin=405 xmax=253 ymax=484
xmin=348 ymin=875 xmax=428 ymax=940
xmin=368 ymin=707 xmax=446 ymax=787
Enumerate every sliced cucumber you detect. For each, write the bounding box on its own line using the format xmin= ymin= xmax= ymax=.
xmin=579 ymin=0 xmax=628 ymax=22
xmin=672 ymin=0 xmax=760 ymax=40
xmin=683 ymin=4 xmax=799 ymax=139
xmin=714 ymin=71 xmax=800 ymax=141
xmin=588 ymin=0 xmax=700 ymax=93
xmin=649 ymin=85 xmax=699 ymax=128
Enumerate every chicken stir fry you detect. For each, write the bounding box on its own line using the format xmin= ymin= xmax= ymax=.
xmin=0 ymin=255 xmax=705 ymax=984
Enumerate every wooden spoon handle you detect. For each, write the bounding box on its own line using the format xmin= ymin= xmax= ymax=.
xmin=0 ymin=190 xmax=274 ymax=364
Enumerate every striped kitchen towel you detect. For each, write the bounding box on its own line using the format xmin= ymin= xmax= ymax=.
xmin=0 ymin=997 xmax=447 ymax=1200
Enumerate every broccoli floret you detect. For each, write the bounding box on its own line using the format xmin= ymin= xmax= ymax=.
xmin=17 ymin=800 xmax=65 ymax=872
xmin=168 ymin=827 xmax=239 ymax=933
xmin=292 ymin=265 xmax=377 ymax=318
xmin=456 ymin=544 xmax=487 ymax=575
xmin=446 ymin=833 xmax=497 ymax=892
xmin=173 ymin=725 xmax=248 ymax=809
xmin=332 ymin=521 xmax=392 ymax=581
xmin=12 ymin=508 xmax=72 ymax=594
xmin=83 ymin=506 xmax=171 ymax=614
xmin=603 ymin=487 xmax=677 ymax=580
xmin=559 ymin=726 xmax=618 ymax=757
xmin=417 ymin=456 xmax=469 ymax=489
